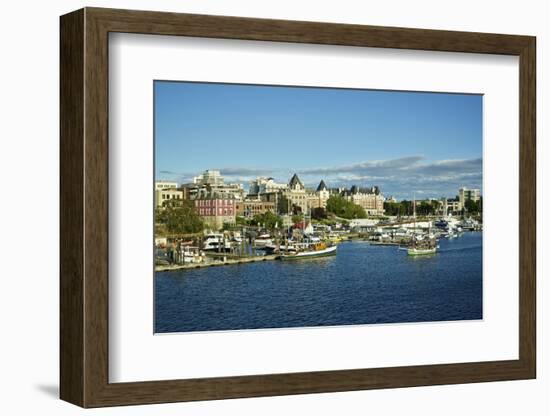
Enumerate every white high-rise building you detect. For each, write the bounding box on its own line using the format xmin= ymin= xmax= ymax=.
xmin=193 ymin=169 xmax=224 ymax=185
xmin=188 ymin=169 xmax=245 ymax=200
xmin=249 ymin=177 xmax=288 ymax=195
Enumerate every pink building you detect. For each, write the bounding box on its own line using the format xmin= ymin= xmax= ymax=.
xmin=195 ymin=197 xmax=236 ymax=230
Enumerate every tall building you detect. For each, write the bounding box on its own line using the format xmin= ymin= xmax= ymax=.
xmin=187 ymin=169 xmax=245 ymax=200
xmin=193 ymin=169 xmax=224 ymax=185
xmin=458 ymin=187 xmax=481 ymax=207
xmin=248 ymin=177 xmax=287 ymax=195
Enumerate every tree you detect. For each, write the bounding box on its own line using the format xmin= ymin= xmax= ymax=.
xmin=236 ymin=216 xmax=250 ymax=226
xmin=383 ymin=201 xmax=402 ymax=216
xmin=417 ymin=201 xmax=436 ymax=216
xmin=155 ymin=200 xmax=203 ymax=234
xmin=292 ymin=214 xmax=304 ymax=225
xmin=464 ymin=199 xmax=481 ymax=214
xmin=326 ymin=195 xmax=367 ymax=219
xmin=250 ymin=211 xmax=283 ymax=230
xmin=401 ymin=200 xmax=412 ymax=216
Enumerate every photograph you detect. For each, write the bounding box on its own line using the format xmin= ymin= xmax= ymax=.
xmin=153 ymin=81 xmax=483 ymax=334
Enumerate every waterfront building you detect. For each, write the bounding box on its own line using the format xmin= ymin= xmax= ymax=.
xmin=439 ymin=197 xmax=462 ymax=215
xmin=248 ymin=177 xmax=287 ymax=195
xmin=155 ymin=188 xmax=184 ymax=207
xmin=248 ymin=174 xmax=332 ymax=214
xmin=310 ymin=180 xmax=330 ymax=209
xmin=187 ymin=169 xmax=245 ymax=200
xmin=281 ymin=173 xmax=311 ymax=214
xmin=341 ymin=185 xmax=385 ymax=216
xmin=459 ymin=187 xmax=481 ymax=207
xmin=257 ymin=191 xmax=282 ymax=211
xmin=194 ymin=194 xmax=237 ymax=230
xmin=448 ymin=199 xmax=463 ymax=213
xmin=235 ymin=199 xmax=276 ymax=218
xmin=155 ymin=180 xmax=178 ymax=191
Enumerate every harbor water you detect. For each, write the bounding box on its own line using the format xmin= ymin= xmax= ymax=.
xmin=154 ymin=231 xmax=482 ymax=333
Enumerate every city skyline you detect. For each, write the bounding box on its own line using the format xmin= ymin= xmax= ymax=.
xmin=155 ymin=81 xmax=483 ymax=200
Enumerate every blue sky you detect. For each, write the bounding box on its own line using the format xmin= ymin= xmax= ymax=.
xmin=155 ymin=81 xmax=482 ymax=200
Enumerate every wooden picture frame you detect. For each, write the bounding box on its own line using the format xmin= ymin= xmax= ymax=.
xmin=60 ymin=7 xmax=536 ymax=408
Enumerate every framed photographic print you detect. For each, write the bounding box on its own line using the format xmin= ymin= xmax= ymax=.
xmin=60 ymin=7 xmax=536 ymax=407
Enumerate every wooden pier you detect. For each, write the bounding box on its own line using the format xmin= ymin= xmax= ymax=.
xmin=155 ymin=254 xmax=280 ymax=272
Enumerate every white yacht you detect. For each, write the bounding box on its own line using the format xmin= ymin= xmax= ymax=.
xmin=203 ymin=233 xmax=225 ymax=251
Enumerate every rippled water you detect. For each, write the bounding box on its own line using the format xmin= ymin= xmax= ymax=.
xmin=155 ymin=231 xmax=482 ymax=333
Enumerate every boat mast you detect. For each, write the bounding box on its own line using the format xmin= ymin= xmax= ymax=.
xmin=413 ymin=193 xmax=416 ymax=248
xmin=413 ymin=192 xmax=416 ymax=230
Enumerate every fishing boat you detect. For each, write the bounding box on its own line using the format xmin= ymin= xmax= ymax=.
xmin=280 ymin=242 xmax=337 ymax=260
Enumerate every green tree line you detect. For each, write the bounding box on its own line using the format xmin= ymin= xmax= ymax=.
xmin=384 ymin=200 xmax=440 ymax=216
xmin=235 ymin=211 xmax=283 ymax=230
xmin=155 ymin=200 xmax=204 ymax=234
xmin=326 ymin=195 xmax=367 ymax=219
xmin=464 ymin=198 xmax=482 ymax=214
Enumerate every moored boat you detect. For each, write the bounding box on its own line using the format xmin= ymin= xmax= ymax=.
xmin=407 ymin=194 xmax=438 ymax=256
xmin=202 ymin=233 xmax=232 ymax=251
xmin=254 ymin=232 xmax=273 ymax=247
xmin=407 ymin=246 xmax=437 ymax=256
xmin=181 ymin=246 xmax=204 ymax=263
xmin=264 ymin=243 xmax=294 ymax=254
xmin=280 ymin=242 xmax=337 ymax=260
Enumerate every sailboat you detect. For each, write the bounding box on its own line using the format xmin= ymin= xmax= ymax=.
xmin=408 ymin=194 xmax=437 ymax=256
